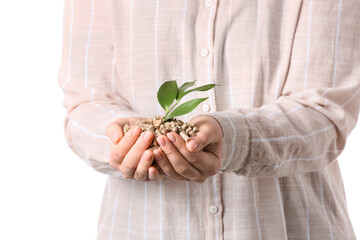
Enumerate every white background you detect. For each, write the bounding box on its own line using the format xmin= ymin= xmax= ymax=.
xmin=0 ymin=1 xmax=359 ymax=239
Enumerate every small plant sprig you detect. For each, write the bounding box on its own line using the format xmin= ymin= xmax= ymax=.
xmin=157 ymin=79 xmax=218 ymax=122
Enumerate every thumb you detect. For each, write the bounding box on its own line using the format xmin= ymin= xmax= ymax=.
xmin=186 ymin=131 xmax=211 ymax=152
xmin=105 ymin=121 xmax=124 ymax=145
xmin=105 ymin=116 xmax=144 ymax=144
xmin=106 ymin=117 xmax=135 ymax=144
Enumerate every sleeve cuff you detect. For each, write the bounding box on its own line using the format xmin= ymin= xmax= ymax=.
xmin=197 ymin=111 xmax=250 ymax=173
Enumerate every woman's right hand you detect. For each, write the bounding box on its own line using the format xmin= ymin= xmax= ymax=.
xmin=105 ymin=117 xmax=163 ymax=181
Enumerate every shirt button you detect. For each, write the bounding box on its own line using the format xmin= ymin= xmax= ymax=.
xmin=205 ymin=0 xmax=213 ymax=7
xmin=201 ymin=48 xmax=209 ymax=57
xmin=209 ymin=205 xmax=218 ymax=214
xmin=202 ymin=103 xmax=211 ymax=112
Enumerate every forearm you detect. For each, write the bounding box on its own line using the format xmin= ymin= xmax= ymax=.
xmin=203 ymin=85 xmax=359 ymax=177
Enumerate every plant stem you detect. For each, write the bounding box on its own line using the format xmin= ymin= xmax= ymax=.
xmin=164 ymin=101 xmax=179 ymax=121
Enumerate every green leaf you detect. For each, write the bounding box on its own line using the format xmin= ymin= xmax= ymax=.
xmin=157 ymin=80 xmax=178 ymax=111
xmin=180 ymin=84 xmax=217 ymax=100
xmin=176 ymin=79 xmax=197 ymax=101
xmin=167 ymin=97 xmax=209 ymax=119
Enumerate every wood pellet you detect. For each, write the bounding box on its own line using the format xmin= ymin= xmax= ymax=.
xmin=122 ymin=115 xmax=198 ymax=150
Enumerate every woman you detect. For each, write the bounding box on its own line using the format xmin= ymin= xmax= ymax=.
xmin=58 ymin=0 xmax=359 ymax=239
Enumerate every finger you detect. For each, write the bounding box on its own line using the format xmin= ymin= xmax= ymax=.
xmin=186 ymin=116 xmax=220 ymax=152
xmin=133 ymin=150 xmax=154 ymax=181
xmin=156 ymin=135 xmax=200 ymax=179
xmin=166 ymin=132 xmax=219 ymax=176
xmin=120 ymin=130 xmax=154 ymax=177
xmin=106 ymin=121 xmax=126 ymax=145
xmin=105 ymin=116 xmax=143 ymax=144
xmin=185 ymin=131 xmax=213 ymax=153
xmin=109 ymin=125 xmax=142 ymax=169
xmin=153 ymin=148 xmax=189 ymax=182
xmin=148 ymin=166 xmax=164 ymax=181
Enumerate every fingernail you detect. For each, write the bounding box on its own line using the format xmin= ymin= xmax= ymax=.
xmin=166 ymin=133 xmax=176 ymax=143
xmin=188 ymin=140 xmax=198 ymax=150
xmin=143 ymin=131 xmax=153 ymax=142
xmin=111 ymin=132 xmax=120 ymax=144
xmin=150 ymin=169 xmax=156 ymax=176
xmin=131 ymin=126 xmax=141 ymax=136
xmin=157 ymin=136 xmax=166 ymax=147
xmin=154 ymin=150 xmax=162 ymax=161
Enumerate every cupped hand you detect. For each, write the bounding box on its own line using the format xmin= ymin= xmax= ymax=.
xmin=153 ymin=115 xmax=223 ymax=183
xmin=105 ymin=117 xmax=163 ymax=181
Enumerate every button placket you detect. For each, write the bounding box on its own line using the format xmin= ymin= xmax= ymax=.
xmin=197 ymin=1 xmax=222 ymax=239
xmin=207 ymin=174 xmax=223 ymax=239
xmin=195 ymin=0 xmax=216 ymax=113
xmin=204 ymin=0 xmax=217 ymax=113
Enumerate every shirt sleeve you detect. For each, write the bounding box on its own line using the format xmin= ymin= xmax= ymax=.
xmin=200 ymin=0 xmax=360 ymax=177
xmin=58 ymin=0 xmax=144 ymax=175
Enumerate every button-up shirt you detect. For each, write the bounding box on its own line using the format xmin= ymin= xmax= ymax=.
xmin=58 ymin=0 xmax=360 ymax=239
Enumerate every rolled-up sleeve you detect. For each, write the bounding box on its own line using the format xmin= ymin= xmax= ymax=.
xmin=57 ymin=0 xmax=143 ymax=175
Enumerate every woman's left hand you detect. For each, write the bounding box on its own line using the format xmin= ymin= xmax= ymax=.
xmin=152 ymin=115 xmax=224 ymax=183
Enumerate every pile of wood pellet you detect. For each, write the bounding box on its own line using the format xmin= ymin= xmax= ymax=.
xmin=122 ymin=115 xmax=199 ymax=150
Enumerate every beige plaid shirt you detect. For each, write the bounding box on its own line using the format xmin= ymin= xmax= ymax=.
xmin=58 ymin=0 xmax=360 ymax=239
